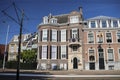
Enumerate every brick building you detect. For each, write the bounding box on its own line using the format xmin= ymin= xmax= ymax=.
xmin=37 ymin=8 xmax=120 ymax=70
xmin=37 ymin=8 xmax=84 ymax=70
xmin=84 ymin=16 xmax=120 ymax=70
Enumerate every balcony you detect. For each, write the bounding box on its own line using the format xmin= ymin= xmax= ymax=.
xmin=68 ymin=38 xmax=81 ymax=46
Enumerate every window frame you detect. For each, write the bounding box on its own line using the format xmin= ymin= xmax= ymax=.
xmin=42 ymin=29 xmax=48 ymax=42
xmin=107 ymin=48 xmax=114 ymax=61
xmin=90 ymin=21 xmax=96 ymax=28
xmin=88 ymin=48 xmax=95 ymax=62
xmin=113 ymin=20 xmax=118 ymax=27
xmin=118 ymin=48 xmax=120 ymax=60
xmin=117 ymin=31 xmax=120 ymax=43
xmin=61 ymin=45 xmax=66 ymax=59
xmin=51 ymin=45 xmax=57 ymax=59
xmin=87 ymin=32 xmax=94 ymax=43
xmin=72 ymin=28 xmax=78 ymax=39
xmin=101 ymin=20 xmax=107 ymax=28
xmin=96 ymin=32 xmax=104 ymax=43
xmin=52 ymin=29 xmax=57 ymax=42
xmin=70 ymin=16 xmax=79 ymax=23
xmin=106 ymin=32 xmax=112 ymax=43
xmin=61 ymin=29 xmax=66 ymax=42
xmin=41 ymin=45 xmax=47 ymax=59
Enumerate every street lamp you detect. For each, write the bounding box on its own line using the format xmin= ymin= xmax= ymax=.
xmin=2 ymin=21 xmax=9 ymax=71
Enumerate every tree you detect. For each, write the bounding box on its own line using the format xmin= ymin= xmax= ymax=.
xmin=21 ymin=49 xmax=37 ymax=63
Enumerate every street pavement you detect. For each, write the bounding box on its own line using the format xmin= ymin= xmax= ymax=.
xmin=0 ymin=69 xmax=120 ymax=80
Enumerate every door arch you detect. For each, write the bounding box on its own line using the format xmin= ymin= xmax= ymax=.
xmin=73 ymin=57 xmax=78 ymax=69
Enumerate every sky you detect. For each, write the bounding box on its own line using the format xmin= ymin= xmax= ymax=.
xmin=0 ymin=0 xmax=120 ymax=44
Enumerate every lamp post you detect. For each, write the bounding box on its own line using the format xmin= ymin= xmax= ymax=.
xmin=2 ymin=22 xmax=9 ymax=71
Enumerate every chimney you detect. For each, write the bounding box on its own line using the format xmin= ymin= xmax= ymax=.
xmin=79 ymin=7 xmax=83 ymax=15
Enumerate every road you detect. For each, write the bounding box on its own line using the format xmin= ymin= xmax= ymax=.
xmin=0 ymin=73 xmax=120 ymax=80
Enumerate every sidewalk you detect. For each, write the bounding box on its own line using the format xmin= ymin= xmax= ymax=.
xmin=0 ymin=68 xmax=120 ymax=75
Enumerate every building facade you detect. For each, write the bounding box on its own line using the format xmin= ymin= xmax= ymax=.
xmin=8 ymin=32 xmax=38 ymax=61
xmin=37 ymin=8 xmax=84 ymax=70
xmin=84 ymin=16 xmax=120 ymax=70
xmin=37 ymin=9 xmax=120 ymax=70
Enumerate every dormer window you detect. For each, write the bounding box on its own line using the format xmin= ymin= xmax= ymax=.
xmin=70 ymin=16 xmax=79 ymax=23
xmin=102 ymin=20 xmax=107 ymax=28
xmin=43 ymin=16 xmax=48 ymax=24
xmin=91 ymin=21 xmax=96 ymax=28
xmin=113 ymin=20 xmax=118 ymax=27
xmin=50 ymin=18 xmax=57 ymax=24
xmin=14 ymin=36 xmax=18 ymax=42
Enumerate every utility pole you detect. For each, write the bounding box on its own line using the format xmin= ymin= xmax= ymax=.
xmin=2 ymin=23 xmax=9 ymax=71
xmin=16 ymin=10 xmax=24 ymax=80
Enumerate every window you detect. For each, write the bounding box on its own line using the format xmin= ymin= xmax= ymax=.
xmin=97 ymin=33 xmax=103 ymax=43
xmin=42 ymin=45 xmax=47 ymax=59
xmin=70 ymin=16 xmax=79 ymax=23
xmin=108 ymin=49 xmax=114 ymax=61
xmin=72 ymin=45 xmax=78 ymax=52
xmin=43 ymin=16 xmax=48 ymax=24
xmin=88 ymin=32 xmax=94 ymax=43
xmin=10 ymin=44 xmax=14 ymax=53
xmin=102 ymin=20 xmax=107 ymax=28
xmin=91 ymin=21 xmax=96 ymax=28
xmin=113 ymin=20 xmax=118 ymax=27
xmin=50 ymin=18 xmax=57 ymax=24
xmin=51 ymin=45 xmax=57 ymax=59
xmin=41 ymin=63 xmax=46 ymax=70
xmin=42 ymin=29 xmax=47 ymax=42
xmin=60 ymin=64 xmax=64 ymax=70
xmin=108 ymin=65 xmax=114 ymax=70
xmin=51 ymin=63 xmax=57 ymax=70
xmin=98 ymin=48 xmax=104 ymax=58
xmin=60 ymin=63 xmax=67 ymax=70
xmin=72 ymin=28 xmax=78 ymax=38
xmin=61 ymin=45 xmax=66 ymax=59
xmin=52 ymin=29 xmax=57 ymax=42
xmin=61 ymin=29 xmax=66 ymax=42
xmin=106 ymin=33 xmax=112 ymax=43
xmin=64 ymin=64 xmax=67 ymax=70
xmin=89 ymin=49 xmax=95 ymax=61
xmin=117 ymin=31 xmax=120 ymax=42
xmin=16 ymin=46 xmax=18 ymax=52
xmin=118 ymin=49 xmax=120 ymax=60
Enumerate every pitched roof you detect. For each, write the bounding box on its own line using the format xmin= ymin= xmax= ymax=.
xmin=54 ymin=14 xmax=69 ymax=24
xmin=87 ymin=15 xmax=118 ymax=20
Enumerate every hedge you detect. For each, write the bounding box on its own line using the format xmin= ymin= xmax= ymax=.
xmin=5 ymin=61 xmax=37 ymax=70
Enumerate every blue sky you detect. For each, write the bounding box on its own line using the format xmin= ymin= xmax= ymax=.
xmin=0 ymin=0 xmax=120 ymax=44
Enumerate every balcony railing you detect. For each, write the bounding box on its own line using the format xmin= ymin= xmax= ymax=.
xmin=69 ymin=38 xmax=80 ymax=42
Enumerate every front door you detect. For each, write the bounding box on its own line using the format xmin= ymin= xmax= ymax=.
xmin=73 ymin=57 xmax=78 ymax=69
xmin=90 ymin=63 xmax=95 ymax=70
xmin=98 ymin=48 xmax=105 ymax=70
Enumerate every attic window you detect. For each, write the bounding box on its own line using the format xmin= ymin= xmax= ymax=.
xmin=50 ymin=18 xmax=57 ymax=24
xmin=70 ymin=16 xmax=79 ymax=23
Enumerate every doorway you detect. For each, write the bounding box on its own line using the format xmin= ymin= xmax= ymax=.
xmin=98 ymin=48 xmax=105 ymax=70
xmin=73 ymin=57 xmax=78 ymax=69
xmin=89 ymin=63 xmax=95 ymax=70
